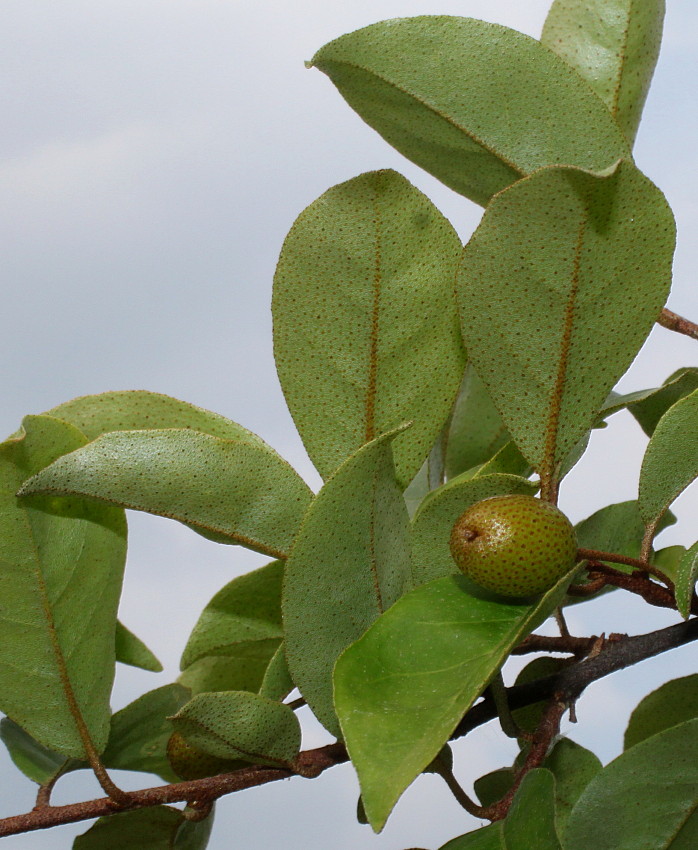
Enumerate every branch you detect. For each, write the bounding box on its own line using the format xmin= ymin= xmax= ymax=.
xmin=2 ymin=619 xmax=697 ymax=838
xmin=658 ymin=307 xmax=698 ymax=341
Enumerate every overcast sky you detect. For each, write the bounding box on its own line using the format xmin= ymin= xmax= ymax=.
xmin=2 ymin=2 xmax=698 ymax=848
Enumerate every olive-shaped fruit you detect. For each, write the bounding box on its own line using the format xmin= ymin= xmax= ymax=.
xmin=449 ymin=494 xmax=577 ymax=597
xmin=166 ymin=731 xmax=243 ymax=781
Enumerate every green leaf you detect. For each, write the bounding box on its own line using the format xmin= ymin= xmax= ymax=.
xmin=457 ymin=160 xmax=675 ymax=492
xmin=47 ymin=389 xmax=264 ymax=447
xmin=0 ymin=717 xmax=83 ymax=785
xmin=181 ymin=561 xmax=283 ymax=669
xmin=543 ymin=739 xmax=602 ymax=834
xmin=624 ymin=675 xmax=698 ymax=750
xmin=283 ymin=427 xmax=412 ymax=736
xmin=73 ymin=806 xmax=213 ymax=850
xmin=445 ymin=364 xmax=510 ymax=480
xmin=504 ymin=768 xmax=560 ymax=849
xmin=333 ymin=569 xmax=575 ymax=831
xmin=439 ymin=823 xmax=505 ymax=849
xmin=273 ymin=169 xmax=464 ymax=488
xmin=101 ymin=684 xmax=191 ymax=782
xmin=310 ymin=17 xmax=629 ymax=206
xmin=115 ymin=621 xmax=163 ymax=672
xmin=676 ymin=543 xmax=698 ymax=618
xmin=511 ymin=657 xmax=567 ymax=736
xmin=474 ymin=768 xmax=515 ymax=807
xmin=258 ymin=643 xmax=294 ymax=702
xmin=639 ymin=389 xmax=698 ymax=528
xmin=171 ymin=691 xmax=300 ymax=768
xmin=410 ymin=473 xmax=538 ymax=587
xmin=576 ymin=500 xmax=649 ymax=559
xmin=629 ymin=368 xmax=698 ymax=436
xmin=178 ymin=646 xmax=281 ymax=697
xmin=565 ymin=718 xmax=698 ymax=849
xmin=541 ymin=0 xmax=665 ymax=144
xmin=404 ymin=429 xmax=449 ymax=519
xmin=19 ymin=429 xmax=312 ymax=560
xmin=0 ymin=415 xmax=126 ymax=757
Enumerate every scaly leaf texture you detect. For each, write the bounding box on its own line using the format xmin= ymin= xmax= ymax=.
xmin=47 ymin=389 xmax=264 ymax=447
xmin=639 ymin=388 xmax=698 ymax=528
xmin=334 ymin=570 xmax=574 ymax=831
xmin=171 ymin=691 xmax=300 ymax=768
xmin=19 ymin=429 xmax=312 ymax=560
xmin=542 ymin=0 xmax=665 ymax=145
xmin=283 ymin=427 xmax=412 ymax=736
xmin=273 ymin=169 xmax=464 ymax=488
xmin=565 ymin=718 xmax=698 ymax=849
xmin=101 ymin=684 xmax=192 ymax=782
xmin=0 ymin=416 xmax=126 ymax=757
xmin=0 ymin=717 xmax=82 ymax=785
xmin=457 ymin=161 xmax=675 ymax=493
xmin=310 ymin=17 xmax=630 ymax=206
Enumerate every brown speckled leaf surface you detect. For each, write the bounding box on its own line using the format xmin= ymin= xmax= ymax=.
xmin=273 ymin=169 xmax=464 ymax=489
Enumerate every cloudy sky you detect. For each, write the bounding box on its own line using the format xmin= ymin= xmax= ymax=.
xmin=2 ymin=1 xmax=697 ymax=847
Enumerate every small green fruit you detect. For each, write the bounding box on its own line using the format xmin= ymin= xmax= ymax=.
xmin=166 ymin=731 xmax=243 ymax=781
xmin=449 ymin=494 xmax=577 ymax=597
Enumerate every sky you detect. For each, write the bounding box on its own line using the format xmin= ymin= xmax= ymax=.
xmin=1 ymin=1 xmax=697 ymax=847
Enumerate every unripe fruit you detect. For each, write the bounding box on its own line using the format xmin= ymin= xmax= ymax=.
xmin=166 ymin=731 xmax=243 ymax=781
xmin=449 ymin=494 xmax=577 ymax=597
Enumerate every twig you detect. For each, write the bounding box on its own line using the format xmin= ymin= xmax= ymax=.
xmin=481 ymin=697 xmax=567 ymax=821
xmin=657 ymin=307 xmax=698 ymax=341
xmin=577 ymin=547 xmax=673 ymax=588
xmin=2 ymin=619 xmax=698 ymax=838
xmin=431 ymin=753 xmax=485 ymax=818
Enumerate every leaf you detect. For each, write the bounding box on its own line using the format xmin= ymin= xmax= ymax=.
xmin=310 ymin=17 xmax=629 ymax=206
xmin=273 ymin=169 xmax=464 ymax=488
xmin=576 ymin=500 xmax=652 ymax=560
xmin=503 ymin=768 xmax=561 ymax=849
xmin=639 ymin=389 xmax=698 ymax=528
xmin=178 ymin=646 xmax=281 ymax=697
xmin=73 ymin=806 xmax=213 ymax=850
xmin=541 ymin=0 xmax=665 ymax=144
xmin=676 ymin=543 xmax=698 ymax=618
xmin=181 ymin=561 xmax=283 ymax=669
xmin=258 ymin=643 xmax=294 ymax=702
xmin=47 ymin=389 xmax=264 ymax=447
xmin=565 ymin=718 xmax=698 ymax=849
xmin=0 ymin=415 xmax=126 ymax=757
xmin=171 ymin=691 xmax=300 ymax=768
xmin=511 ymin=657 xmax=567 ymax=736
xmin=101 ymin=684 xmax=191 ymax=782
xmin=474 ymin=768 xmax=515 ymax=807
xmin=543 ymin=739 xmax=602 ymax=834
xmin=445 ymin=364 xmax=511 ymax=480
xmin=624 ymin=675 xmax=698 ymax=750
xmin=457 ymin=160 xmax=675 ymax=492
xmin=19 ymin=429 xmax=312 ymax=560
xmin=283 ymin=427 xmax=412 ymax=736
xmin=410 ymin=473 xmax=538 ymax=587
xmin=0 ymin=717 xmax=83 ymax=785
xmin=439 ymin=823 xmax=505 ymax=849
xmin=115 ymin=621 xmax=163 ymax=672
xmin=333 ymin=569 xmax=575 ymax=831
xmin=629 ymin=368 xmax=698 ymax=436
xmin=404 ymin=430 xmax=449 ymax=519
